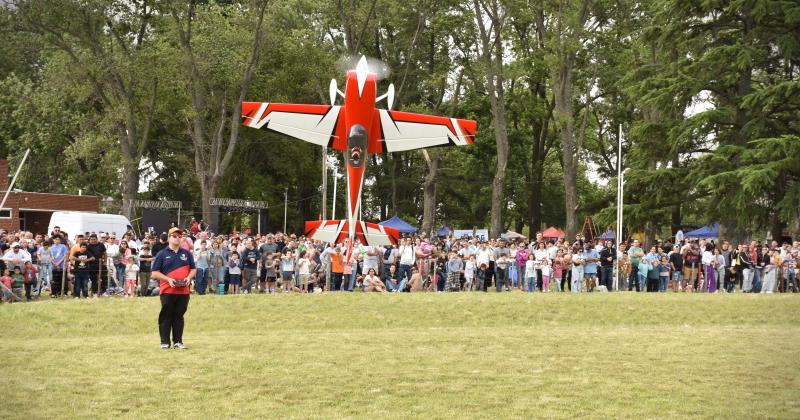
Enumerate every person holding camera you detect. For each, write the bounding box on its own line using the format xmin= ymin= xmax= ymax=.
xmin=151 ymin=227 xmax=196 ymax=350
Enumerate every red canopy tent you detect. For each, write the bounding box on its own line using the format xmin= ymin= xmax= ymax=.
xmin=541 ymin=226 xmax=565 ymax=239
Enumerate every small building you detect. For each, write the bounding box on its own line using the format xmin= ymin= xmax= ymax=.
xmin=0 ymin=160 xmax=100 ymax=234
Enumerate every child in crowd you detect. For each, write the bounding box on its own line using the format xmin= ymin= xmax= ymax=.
xmin=125 ymin=257 xmax=140 ymax=297
xmin=1 ymin=269 xmax=13 ymax=303
xmin=464 ymin=255 xmax=475 ymax=291
xmin=280 ymin=250 xmax=295 ymax=293
xmin=38 ymin=240 xmax=53 ymax=293
xmin=525 ymin=254 xmax=536 ymax=293
xmin=297 ymin=251 xmax=310 ymax=293
xmin=265 ymin=253 xmax=277 ymax=293
xmin=541 ymin=258 xmax=551 ymax=292
xmin=228 ymin=251 xmax=241 ymax=295
xmin=475 ymin=263 xmax=487 ymax=292
xmin=552 ymin=250 xmax=564 ymax=292
xmin=658 ymin=256 xmax=670 ymax=292
xmin=11 ymin=267 xmax=24 ymax=302
xmin=647 ymin=259 xmax=660 ymax=292
xmin=138 ymin=246 xmax=153 ymax=297
xmin=23 ymin=261 xmax=38 ymax=301
xmin=146 ymin=276 xmax=160 ymax=297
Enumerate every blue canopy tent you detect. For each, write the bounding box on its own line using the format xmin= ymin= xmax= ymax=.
xmin=437 ymin=226 xmax=453 ymax=237
xmin=378 ymin=215 xmax=418 ymax=234
xmin=685 ymin=223 xmax=719 ymax=239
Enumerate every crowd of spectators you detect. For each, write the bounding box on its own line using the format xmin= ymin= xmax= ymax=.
xmin=1 ymin=225 xmax=798 ymax=303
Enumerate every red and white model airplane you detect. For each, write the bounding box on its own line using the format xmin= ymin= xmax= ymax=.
xmin=242 ymin=56 xmax=476 ymax=249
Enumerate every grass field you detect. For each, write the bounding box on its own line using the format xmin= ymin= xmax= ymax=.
xmin=1 ymin=292 xmax=799 ymax=419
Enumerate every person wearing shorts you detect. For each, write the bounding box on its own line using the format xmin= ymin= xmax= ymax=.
xmin=228 ymin=252 xmax=242 ymax=294
xmin=266 ymin=254 xmax=278 ymax=293
xmin=296 ymin=250 xmax=311 ymax=293
xmin=280 ymin=250 xmax=295 ymax=292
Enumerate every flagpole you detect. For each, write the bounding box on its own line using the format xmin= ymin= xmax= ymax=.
xmin=615 ymin=124 xmax=623 ymax=291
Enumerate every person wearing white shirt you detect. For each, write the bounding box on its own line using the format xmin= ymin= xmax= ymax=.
xmin=525 ymin=255 xmax=536 ymax=292
xmin=397 ymin=238 xmax=415 ymax=282
xmin=475 ymin=244 xmax=491 ymax=268
xmin=2 ymin=244 xmax=31 ymax=271
xmin=547 ymin=242 xmax=558 ymax=260
xmin=701 ymin=245 xmax=716 ymax=292
xmin=571 ymin=247 xmax=584 ymax=293
xmin=533 ymin=243 xmax=548 ymax=291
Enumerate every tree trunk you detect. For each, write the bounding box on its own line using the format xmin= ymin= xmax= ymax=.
xmin=200 ymin=177 xmax=219 ymax=232
xmin=671 ymin=154 xmax=681 ymax=234
xmin=553 ymin=59 xmax=579 ymax=238
xmin=421 ymin=150 xmax=440 ymax=237
xmin=473 ymin=0 xmax=508 ymax=239
xmin=527 ymin=167 xmax=543 ymax=233
xmin=120 ymin=164 xmax=139 ymax=221
xmin=490 ymin=112 xmax=509 ymax=239
xmin=172 ymin=2 xmax=266 ymax=232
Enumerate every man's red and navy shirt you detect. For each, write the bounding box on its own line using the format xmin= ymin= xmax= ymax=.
xmin=152 ymin=246 xmax=195 ymax=295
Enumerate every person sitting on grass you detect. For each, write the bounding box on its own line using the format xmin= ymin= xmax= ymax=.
xmin=146 ymin=276 xmax=160 ymax=296
xmin=363 ymin=268 xmax=386 ymax=292
xmin=385 ymin=263 xmax=407 ymax=292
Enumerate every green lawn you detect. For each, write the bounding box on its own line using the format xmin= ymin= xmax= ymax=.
xmin=1 ymin=292 xmax=799 ymax=419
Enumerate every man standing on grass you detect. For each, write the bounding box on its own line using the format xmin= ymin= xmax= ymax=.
xmin=86 ymin=234 xmax=106 ymax=296
xmin=240 ymin=239 xmax=260 ymax=294
xmin=627 ymin=239 xmax=644 ymax=291
xmin=599 ymin=240 xmax=615 ymax=291
xmin=151 ymin=227 xmax=196 ymax=350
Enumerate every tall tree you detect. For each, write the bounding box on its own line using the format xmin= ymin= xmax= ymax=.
xmin=541 ymin=0 xmax=592 ymax=238
xmin=168 ymin=1 xmax=268 ymax=231
xmin=12 ymin=0 xmax=160 ymax=219
xmin=473 ymin=0 xmax=509 ymax=238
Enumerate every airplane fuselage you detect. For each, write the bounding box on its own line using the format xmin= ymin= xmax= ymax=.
xmin=341 ymin=68 xmax=378 ymax=243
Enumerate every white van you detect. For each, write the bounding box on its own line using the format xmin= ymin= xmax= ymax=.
xmin=47 ymin=212 xmax=134 ymax=240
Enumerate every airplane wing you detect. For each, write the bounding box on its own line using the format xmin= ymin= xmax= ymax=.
xmin=241 ymin=102 xmax=344 ymax=148
xmin=304 ymin=220 xmax=400 ymax=246
xmin=376 ymin=109 xmax=477 ymax=153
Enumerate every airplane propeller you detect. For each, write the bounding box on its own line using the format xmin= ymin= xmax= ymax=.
xmin=376 ymin=83 xmax=395 ymax=110
xmin=329 ymin=78 xmax=345 ymax=105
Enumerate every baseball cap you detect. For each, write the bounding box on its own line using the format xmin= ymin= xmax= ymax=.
xmin=168 ymin=227 xmax=184 ymax=235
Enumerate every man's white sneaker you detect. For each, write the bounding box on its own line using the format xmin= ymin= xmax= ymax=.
xmin=173 ymin=342 xmax=187 ymax=350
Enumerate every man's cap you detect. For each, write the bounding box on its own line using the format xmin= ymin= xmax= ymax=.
xmin=168 ymin=227 xmax=184 ymax=235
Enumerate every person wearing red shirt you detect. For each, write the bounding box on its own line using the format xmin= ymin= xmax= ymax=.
xmin=151 ymin=227 xmax=196 ymax=350
xmin=22 ymin=261 xmax=38 ymax=301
